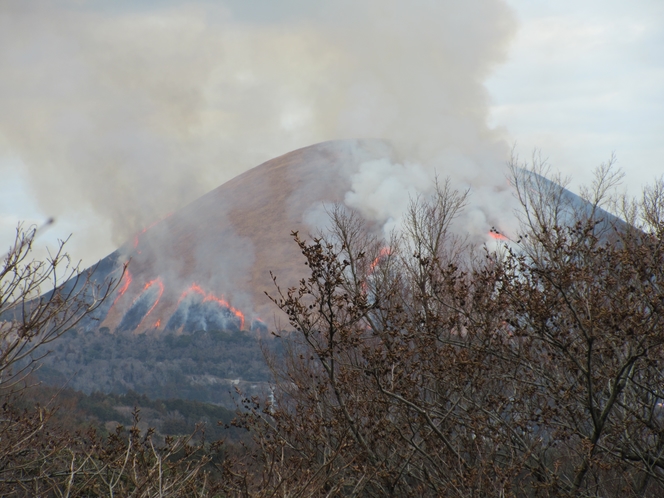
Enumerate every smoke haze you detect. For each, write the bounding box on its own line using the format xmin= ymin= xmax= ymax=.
xmin=0 ymin=0 xmax=517 ymax=263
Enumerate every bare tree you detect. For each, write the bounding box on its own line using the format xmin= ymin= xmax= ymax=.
xmin=228 ymin=163 xmax=664 ymax=497
xmin=0 ymin=223 xmax=116 ymax=393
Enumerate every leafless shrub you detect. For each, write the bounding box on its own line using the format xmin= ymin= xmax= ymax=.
xmin=227 ymin=163 xmax=664 ymax=497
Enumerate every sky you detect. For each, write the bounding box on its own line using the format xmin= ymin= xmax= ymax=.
xmin=1 ymin=0 xmax=662 ymax=267
xmin=487 ymin=0 xmax=664 ymax=191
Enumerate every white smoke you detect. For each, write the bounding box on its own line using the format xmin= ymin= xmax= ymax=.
xmin=344 ymin=159 xmax=433 ymax=236
xmin=341 ymin=153 xmax=520 ymax=245
xmin=0 ymin=0 xmax=517 ymax=264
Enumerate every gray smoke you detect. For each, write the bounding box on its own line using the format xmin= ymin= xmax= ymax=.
xmin=0 ymin=0 xmax=517 ymax=264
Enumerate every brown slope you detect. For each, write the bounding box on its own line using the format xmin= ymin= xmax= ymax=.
xmin=101 ymin=139 xmax=393 ymax=333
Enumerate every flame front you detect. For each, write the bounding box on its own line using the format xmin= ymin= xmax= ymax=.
xmin=369 ymin=247 xmax=391 ymax=273
xmin=135 ymin=278 xmax=165 ymax=328
xmin=112 ymin=269 xmax=133 ymax=306
xmin=360 ymin=247 xmax=392 ymax=295
xmin=488 ymin=231 xmax=508 ymax=241
xmin=112 ymin=272 xmax=247 ymax=333
xmin=179 ymin=283 xmax=245 ymax=330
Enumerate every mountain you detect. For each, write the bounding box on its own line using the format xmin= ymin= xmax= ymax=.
xmin=85 ymin=139 xmax=394 ymax=335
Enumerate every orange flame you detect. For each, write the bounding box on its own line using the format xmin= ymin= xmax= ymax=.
xmin=112 ymin=269 xmax=133 ymax=306
xmin=178 ymin=283 xmax=245 ymax=329
xmin=154 ymin=319 xmax=161 ymax=328
xmin=142 ymin=279 xmax=165 ymax=318
xmin=361 ymin=247 xmax=392 ymax=294
xmin=369 ymin=247 xmax=391 ymax=273
xmin=134 ymin=278 xmax=165 ymax=330
xmin=488 ymin=231 xmax=508 ymax=241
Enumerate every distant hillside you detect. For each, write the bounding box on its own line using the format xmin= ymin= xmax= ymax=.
xmin=36 ymin=326 xmax=282 ymax=408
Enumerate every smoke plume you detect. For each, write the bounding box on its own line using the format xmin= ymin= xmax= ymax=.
xmin=0 ymin=0 xmax=517 ymax=263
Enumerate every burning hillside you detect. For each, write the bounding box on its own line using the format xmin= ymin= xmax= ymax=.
xmin=89 ymin=139 xmax=395 ymax=334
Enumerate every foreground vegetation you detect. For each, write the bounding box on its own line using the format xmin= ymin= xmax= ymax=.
xmin=13 ymin=384 xmax=236 ymax=441
xmin=2 ymin=157 xmax=664 ymax=496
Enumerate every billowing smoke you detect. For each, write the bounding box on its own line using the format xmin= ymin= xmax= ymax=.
xmin=0 ymin=0 xmax=517 ymax=264
xmin=342 ymin=151 xmax=520 ymax=243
